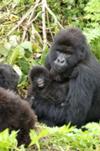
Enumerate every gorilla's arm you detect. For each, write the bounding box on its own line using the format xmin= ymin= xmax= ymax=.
xmin=65 ymin=65 xmax=96 ymax=127
xmin=31 ymin=96 xmax=68 ymax=126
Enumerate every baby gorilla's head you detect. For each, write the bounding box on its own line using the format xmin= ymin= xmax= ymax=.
xmin=29 ymin=66 xmax=51 ymax=90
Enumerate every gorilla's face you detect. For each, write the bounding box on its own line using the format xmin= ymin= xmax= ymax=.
xmin=51 ymin=46 xmax=76 ymax=73
xmin=32 ymin=74 xmax=50 ymax=90
xmin=29 ymin=66 xmax=51 ymax=90
xmin=48 ymin=28 xmax=89 ymax=76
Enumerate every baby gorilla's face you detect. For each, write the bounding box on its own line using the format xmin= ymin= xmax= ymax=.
xmin=33 ymin=73 xmax=52 ymax=91
xmin=30 ymin=66 xmax=51 ymax=90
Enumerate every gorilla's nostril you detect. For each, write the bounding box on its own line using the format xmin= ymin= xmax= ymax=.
xmin=60 ymin=60 xmax=65 ymax=63
xmin=57 ymin=58 xmax=65 ymax=64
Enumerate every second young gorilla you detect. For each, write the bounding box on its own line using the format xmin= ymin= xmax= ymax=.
xmin=0 ymin=87 xmax=37 ymax=146
xmin=0 ymin=64 xmax=19 ymax=91
xmin=27 ymin=66 xmax=69 ymax=126
xmin=44 ymin=27 xmax=100 ymax=127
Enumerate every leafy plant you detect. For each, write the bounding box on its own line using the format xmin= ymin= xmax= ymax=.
xmin=0 ymin=129 xmax=18 ymax=151
xmin=29 ymin=123 xmax=100 ymax=151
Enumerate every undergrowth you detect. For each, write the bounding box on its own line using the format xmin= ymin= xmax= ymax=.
xmin=0 ymin=122 xmax=100 ymax=151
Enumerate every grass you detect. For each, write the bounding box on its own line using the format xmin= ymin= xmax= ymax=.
xmin=0 ymin=122 xmax=100 ymax=151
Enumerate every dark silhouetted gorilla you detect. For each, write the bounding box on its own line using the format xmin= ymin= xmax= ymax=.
xmin=0 ymin=64 xmax=19 ymax=91
xmin=28 ymin=27 xmax=100 ymax=127
xmin=27 ymin=66 xmax=68 ymax=118
xmin=0 ymin=87 xmax=37 ymax=146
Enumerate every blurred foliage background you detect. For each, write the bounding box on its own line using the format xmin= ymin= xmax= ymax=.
xmin=0 ymin=0 xmax=100 ymax=94
xmin=0 ymin=0 xmax=100 ymax=150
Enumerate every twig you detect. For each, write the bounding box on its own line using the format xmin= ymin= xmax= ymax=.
xmin=46 ymin=2 xmax=63 ymax=29
xmin=31 ymin=24 xmax=43 ymax=44
xmin=7 ymin=6 xmax=33 ymax=36
xmin=22 ymin=1 xmax=41 ymax=41
xmin=28 ymin=1 xmax=42 ymax=23
xmin=22 ymin=11 xmax=42 ymax=41
xmin=0 ymin=0 xmax=12 ymax=11
xmin=31 ymin=11 xmax=42 ymax=23
xmin=46 ymin=11 xmax=54 ymax=41
xmin=42 ymin=0 xmax=47 ymax=51
xmin=7 ymin=0 xmax=41 ymax=36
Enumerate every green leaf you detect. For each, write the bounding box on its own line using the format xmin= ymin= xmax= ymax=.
xmin=20 ymin=41 xmax=32 ymax=52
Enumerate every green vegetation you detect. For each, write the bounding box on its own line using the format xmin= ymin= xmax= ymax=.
xmin=0 ymin=0 xmax=100 ymax=150
xmin=1 ymin=123 xmax=100 ymax=151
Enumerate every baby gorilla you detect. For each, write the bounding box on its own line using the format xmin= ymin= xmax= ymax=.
xmin=0 ymin=87 xmax=37 ymax=146
xmin=0 ymin=64 xmax=19 ymax=91
xmin=27 ymin=66 xmax=68 ymax=126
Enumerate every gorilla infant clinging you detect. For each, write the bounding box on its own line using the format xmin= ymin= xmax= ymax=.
xmin=28 ymin=66 xmax=68 ymax=126
xmin=0 ymin=87 xmax=37 ymax=146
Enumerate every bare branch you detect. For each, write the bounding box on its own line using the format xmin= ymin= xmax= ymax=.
xmin=46 ymin=11 xmax=54 ymax=41
xmin=31 ymin=24 xmax=42 ymax=44
xmin=22 ymin=11 xmax=42 ymax=41
xmin=46 ymin=2 xmax=63 ymax=29
xmin=7 ymin=0 xmax=41 ymax=36
xmin=42 ymin=0 xmax=47 ymax=50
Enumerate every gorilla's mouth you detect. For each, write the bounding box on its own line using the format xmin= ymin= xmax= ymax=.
xmin=52 ymin=64 xmax=67 ymax=74
xmin=50 ymin=63 xmax=75 ymax=82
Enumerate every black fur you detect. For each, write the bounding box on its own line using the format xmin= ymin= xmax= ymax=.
xmin=29 ymin=27 xmax=100 ymax=127
xmin=0 ymin=87 xmax=37 ymax=146
xmin=0 ymin=64 xmax=19 ymax=91
xmin=27 ymin=66 xmax=69 ymax=126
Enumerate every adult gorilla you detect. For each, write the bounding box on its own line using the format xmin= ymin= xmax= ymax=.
xmin=45 ymin=27 xmax=100 ymax=127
